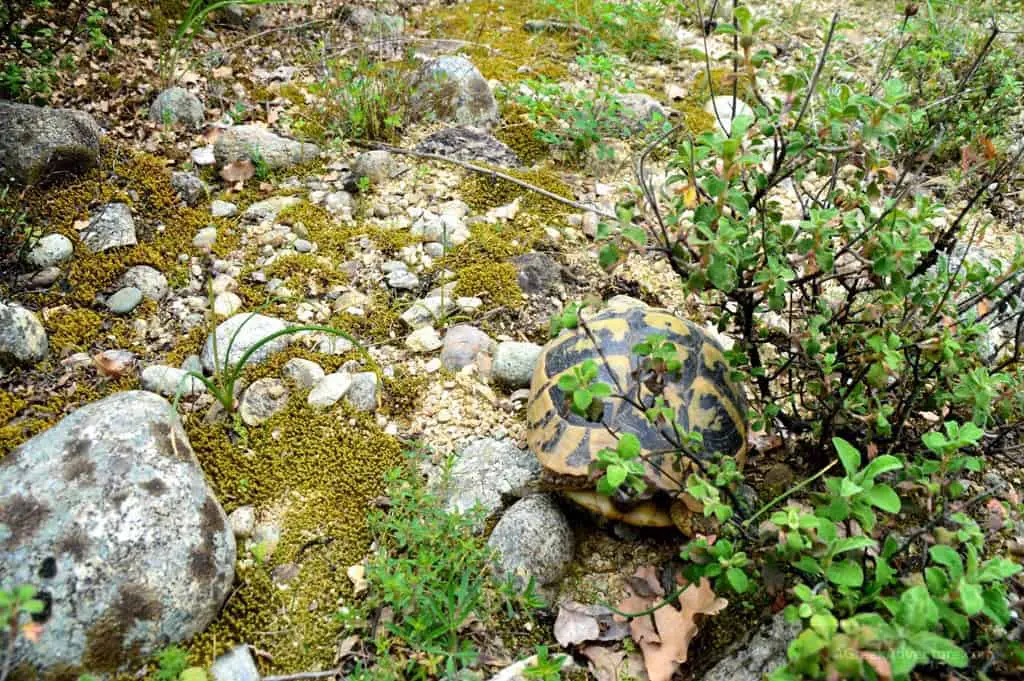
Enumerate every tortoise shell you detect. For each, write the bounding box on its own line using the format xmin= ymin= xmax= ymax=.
xmin=526 ymin=301 xmax=748 ymax=500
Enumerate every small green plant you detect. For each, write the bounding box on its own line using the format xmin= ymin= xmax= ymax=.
xmin=523 ymin=645 xmax=568 ymax=680
xmin=342 ymin=452 xmax=544 ymax=679
xmin=153 ymin=645 xmax=189 ymax=681
xmin=248 ymin=147 xmax=270 ymax=181
xmin=308 ymin=57 xmax=407 ymax=143
xmin=0 ymin=585 xmax=45 ymax=681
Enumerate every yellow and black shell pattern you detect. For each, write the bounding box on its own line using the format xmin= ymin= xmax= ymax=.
xmin=526 ymin=301 xmax=747 ymax=494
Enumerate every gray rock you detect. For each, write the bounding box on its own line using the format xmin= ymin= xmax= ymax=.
xmin=307 ymin=372 xmax=352 ymax=408
xmin=141 ymin=364 xmax=207 ymax=397
xmin=442 ymin=437 xmax=541 ymax=519
xmin=704 ymin=96 xmax=755 ymax=135
xmin=400 ymin=295 xmax=457 ymax=329
xmin=339 ymin=5 xmax=405 ymax=37
xmin=492 ymin=341 xmax=543 ymax=388
xmin=214 ymin=125 xmax=320 ymax=170
xmin=243 ymin=195 xmax=302 ymax=223
xmin=193 ymin=227 xmax=218 ymax=248
xmin=412 ymin=212 xmax=468 ymax=248
xmin=315 ymin=334 xmax=355 ymax=355
xmin=0 ymin=101 xmax=101 ymax=185
xmin=216 ymin=4 xmax=264 ymax=31
xmin=171 ymin=171 xmax=208 ymax=206
xmin=192 ymin=145 xmax=216 ymax=166
xmin=17 ymin=266 xmax=61 ymax=289
xmin=388 ymin=268 xmax=420 ymax=290
xmin=211 ymin=200 xmax=238 ymax=217
xmin=0 ymin=301 xmax=48 ymax=365
xmin=226 ymin=506 xmax=256 ymax=540
xmin=346 ymin=371 xmax=379 ymax=412
xmin=25 ymin=233 xmax=73 ymax=268
xmin=211 ymin=645 xmax=260 ymax=681
xmin=201 ymin=313 xmax=291 ymax=372
xmin=293 ymin=238 xmax=313 ymax=253
xmin=324 ymin=191 xmax=352 ymax=214
xmin=441 ymin=324 xmax=493 ymax=370
xmin=511 ymin=252 xmax=562 ymax=294
xmin=239 ymin=377 xmax=289 ymax=426
xmin=106 ymin=286 xmax=144 ymax=314
xmin=282 ymin=357 xmax=325 ymax=389
xmin=82 ymin=202 xmax=137 ymax=253
xmin=487 ymin=495 xmax=573 ymax=586
xmin=0 ymin=391 xmax=235 ymax=672
xmin=352 ymin=150 xmax=399 ymax=186
xmin=410 ymin=56 xmax=499 ymax=129
xmin=406 ymin=326 xmax=443 ymax=352
xmin=180 ymin=354 xmax=203 ymax=375
xmin=121 ymin=265 xmax=169 ymax=301
xmin=150 ymin=86 xmax=205 ymax=128
xmin=414 ymin=126 xmax=521 ymax=167
xmin=700 ymin=612 xmax=801 ymax=681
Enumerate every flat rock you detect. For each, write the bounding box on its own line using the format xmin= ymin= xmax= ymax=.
xmin=214 ymin=125 xmax=320 ymax=170
xmin=487 ymin=494 xmax=573 ymax=586
xmin=339 ymin=5 xmax=405 ymax=37
xmin=0 ymin=391 xmax=235 ymax=672
xmin=347 ymin=371 xmax=379 ymax=412
xmin=171 ymin=171 xmax=208 ymax=206
xmin=150 ymin=86 xmax=205 ymax=128
xmin=351 ymin=150 xmax=399 ymax=186
xmin=400 ymin=295 xmax=457 ymax=329
xmin=200 ymin=313 xmax=290 ymax=372
xmin=239 ymin=378 xmax=289 ymax=426
xmin=410 ymin=56 xmax=499 ymax=129
xmin=282 ymin=357 xmax=324 ymax=389
xmin=25 ymin=233 xmax=73 ymax=268
xmin=106 ymin=286 xmax=144 ymax=314
xmin=0 ymin=301 xmax=48 ymax=365
xmin=414 ymin=126 xmax=521 ymax=168
xmin=211 ymin=200 xmax=238 ymax=217
xmin=141 ymin=365 xmax=207 ymax=397
xmin=700 ymin=612 xmax=801 ymax=681
xmin=307 ymin=372 xmax=352 ymax=408
xmin=120 ymin=265 xmax=169 ymax=301
xmin=0 ymin=101 xmax=101 ymax=184
xmin=441 ymin=437 xmax=541 ymax=520
xmin=406 ymin=326 xmax=442 ymax=352
xmin=211 ymin=645 xmax=260 ymax=681
xmin=81 ymin=202 xmax=137 ymax=253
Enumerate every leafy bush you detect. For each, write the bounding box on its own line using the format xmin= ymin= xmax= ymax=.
xmin=549 ymin=4 xmax=1024 ymax=679
xmin=539 ymin=0 xmax=682 ymax=61
xmin=305 ymin=58 xmax=407 ymax=143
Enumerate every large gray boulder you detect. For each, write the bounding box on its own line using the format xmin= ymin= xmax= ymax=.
xmin=0 ymin=301 xmax=48 ymax=365
xmin=201 ymin=312 xmax=291 ymax=372
xmin=214 ymin=125 xmax=320 ymax=170
xmin=410 ymin=56 xmax=499 ymax=129
xmin=0 ymin=391 xmax=236 ymax=673
xmin=0 ymin=101 xmax=102 ymax=185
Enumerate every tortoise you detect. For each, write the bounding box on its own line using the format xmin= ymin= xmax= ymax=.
xmin=525 ymin=297 xmax=748 ymax=533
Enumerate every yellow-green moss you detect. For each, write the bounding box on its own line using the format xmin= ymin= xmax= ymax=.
xmin=44 ymin=308 xmax=105 ymax=353
xmin=453 ymin=262 xmax=523 ymax=311
xmin=330 ymin=295 xmax=403 ymax=344
xmin=495 ymin=109 xmax=551 ymax=166
xmin=460 ymin=166 xmax=573 ymax=217
xmin=441 ymin=215 xmax=543 ymax=271
xmin=382 ymin=366 xmax=428 ymax=419
xmin=263 ymin=253 xmax=345 ymax=293
xmin=0 ymin=390 xmax=26 ymax=426
xmin=183 ymin=398 xmax=403 ymax=671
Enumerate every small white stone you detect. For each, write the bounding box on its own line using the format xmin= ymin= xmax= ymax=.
xmin=406 ymin=326 xmax=442 ymax=352
xmin=213 ymin=292 xmax=242 ymax=316
xmin=308 ymin=372 xmax=352 ymax=408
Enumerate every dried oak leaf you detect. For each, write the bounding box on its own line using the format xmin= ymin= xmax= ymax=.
xmin=617 ymin=576 xmax=728 ymax=681
xmin=554 ymin=601 xmax=630 ymax=647
xmin=581 ymin=645 xmax=649 ymax=681
xmin=220 ymin=159 xmax=255 ymax=183
xmin=93 ymin=349 xmax=137 ymax=378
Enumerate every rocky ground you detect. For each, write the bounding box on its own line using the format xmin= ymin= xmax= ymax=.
xmin=1 ymin=0 xmax=1022 ymax=680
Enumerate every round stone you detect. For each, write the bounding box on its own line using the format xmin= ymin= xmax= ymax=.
xmin=106 ymin=286 xmax=144 ymax=315
xmin=25 ymin=233 xmax=73 ymax=268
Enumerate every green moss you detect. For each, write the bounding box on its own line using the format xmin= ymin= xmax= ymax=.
xmin=278 ymin=83 xmax=310 ymax=107
xmin=263 ymin=253 xmax=345 ymax=293
xmin=0 ymin=390 xmax=25 ymax=426
xmin=495 ymin=109 xmax=551 ymax=166
xmin=44 ymin=308 xmax=105 ymax=353
xmin=460 ymin=166 xmax=573 ymax=217
xmin=381 ymin=366 xmax=428 ymax=419
xmin=330 ymin=295 xmax=403 ymax=344
xmin=184 ymin=397 xmax=403 ymax=671
xmin=441 ymin=216 xmax=543 ymax=271
xmin=453 ymin=262 xmax=523 ymax=311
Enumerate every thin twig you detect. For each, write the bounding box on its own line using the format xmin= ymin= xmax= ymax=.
xmin=352 ymin=141 xmax=617 ymax=220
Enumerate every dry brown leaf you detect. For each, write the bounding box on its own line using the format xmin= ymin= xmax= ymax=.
xmin=212 ymin=65 xmax=234 ymax=79
xmin=221 ymin=159 xmax=255 ymax=183
xmin=630 ymin=578 xmax=728 ymax=681
xmin=554 ymin=601 xmax=602 ymax=647
xmin=859 ymin=651 xmax=892 ymax=681
xmin=21 ymin=621 xmax=44 ymax=644
xmin=581 ymin=645 xmax=649 ymax=681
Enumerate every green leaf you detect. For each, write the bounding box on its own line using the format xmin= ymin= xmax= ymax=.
xmin=899 ymin=585 xmax=938 ymax=630
xmin=825 ymin=559 xmax=863 ymax=587
xmin=606 ymin=464 xmax=628 ymax=489
xmin=622 ymin=226 xmax=647 ymax=246
xmin=589 ymin=382 xmax=612 ymax=399
xmin=21 ymin=599 xmax=44 ymax=615
xmin=909 ymin=632 xmax=968 ymax=668
xmin=957 ymin=580 xmax=984 ymax=615
xmin=572 ymin=389 xmax=593 ymax=414
xmin=890 ymin=642 xmax=920 ymax=676
xmin=861 ymin=454 xmax=903 ymax=480
xmin=618 ymin=433 xmax=641 ymax=459
xmin=838 ymin=478 xmax=864 ymax=498
xmin=929 ymin=545 xmax=964 ymax=579
xmin=863 ymin=484 xmax=901 ymax=513
xmin=831 ymin=536 xmax=877 ymax=555
xmin=832 ymin=438 xmax=861 ymax=476
xmin=557 ymin=374 xmax=579 ymax=392
xmin=726 ymin=567 xmax=749 ymax=593
xmin=598 ymin=244 xmax=621 ymax=270
xmin=978 ymin=557 xmax=1022 ymax=582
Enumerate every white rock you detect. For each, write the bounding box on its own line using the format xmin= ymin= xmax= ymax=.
xmin=308 ymin=372 xmax=352 ymax=408
xmin=26 ymin=234 xmax=73 ymax=268
xmin=406 ymin=326 xmax=442 ymax=352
